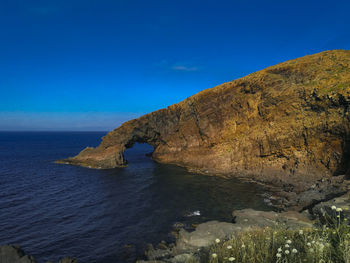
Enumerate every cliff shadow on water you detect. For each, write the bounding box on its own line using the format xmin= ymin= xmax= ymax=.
xmin=0 ymin=133 xmax=273 ymax=263
xmin=88 ymin=142 xmax=273 ymax=262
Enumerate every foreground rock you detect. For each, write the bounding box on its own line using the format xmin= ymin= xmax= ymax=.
xmin=0 ymin=245 xmax=36 ymax=263
xmin=232 ymin=209 xmax=313 ymax=229
xmin=139 ymin=208 xmax=315 ymax=262
xmin=0 ymin=245 xmax=77 ymax=263
xmin=311 ymin=193 xmax=350 ymax=222
xmin=175 ymin=221 xmax=240 ymax=251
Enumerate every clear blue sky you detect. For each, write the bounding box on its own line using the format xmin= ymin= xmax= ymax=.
xmin=1 ymin=0 xmax=350 ymax=131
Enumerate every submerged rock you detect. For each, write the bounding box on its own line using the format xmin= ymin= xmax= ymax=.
xmin=47 ymin=258 xmax=78 ymax=263
xmin=57 ymin=258 xmax=78 ymax=263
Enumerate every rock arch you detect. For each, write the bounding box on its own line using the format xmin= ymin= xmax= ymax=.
xmin=59 ymin=50 xmax=350 ymax=179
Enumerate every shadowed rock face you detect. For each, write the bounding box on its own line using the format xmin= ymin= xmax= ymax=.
xmin=59 ymin=50 xmax=350 ymax=180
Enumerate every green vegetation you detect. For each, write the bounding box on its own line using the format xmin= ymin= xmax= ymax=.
xmin=205 ymin=207 xmax=350 ymax=263
xmin=317 ymin=83 xmax=348 ymax=95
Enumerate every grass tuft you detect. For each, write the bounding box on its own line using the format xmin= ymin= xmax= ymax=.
xmin=208 ymin=209 xmax=350 ymax=263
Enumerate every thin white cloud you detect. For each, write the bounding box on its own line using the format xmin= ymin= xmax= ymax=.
xmin=172 ymin=65 xmax=198 ymax=72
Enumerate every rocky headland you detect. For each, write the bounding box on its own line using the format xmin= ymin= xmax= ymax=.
xmin=59 ymin=49 xmax=350 ymax=210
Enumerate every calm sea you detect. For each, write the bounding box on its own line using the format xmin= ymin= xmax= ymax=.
xmin=0 ymin=132 xmax=270 ymax=263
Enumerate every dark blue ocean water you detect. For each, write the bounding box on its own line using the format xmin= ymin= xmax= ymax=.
xmin=0 ymin=132 xmax=270 ymax=263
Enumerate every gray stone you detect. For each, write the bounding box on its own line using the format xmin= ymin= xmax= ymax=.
xmin=175 ymin=221 xmax=240 ymax=251
xmin=311 ymin=195 xmax=350 ymax=223
xmin=169 ymin=253 xmax=197 ymax=263
xmin=233 ymin=208 xmax=313 ymax=230
xmin=146 ymin=247 xmax=171 ymax=261
xmin=0 ymin=245 xmax=36 ymax=263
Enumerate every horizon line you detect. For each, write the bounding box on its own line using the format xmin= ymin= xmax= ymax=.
xmin=0 ymin=130 xmax=110 ymax=132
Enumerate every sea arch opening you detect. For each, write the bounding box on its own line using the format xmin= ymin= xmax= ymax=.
xmin=123 ymin=142 xmax=155 ymax=166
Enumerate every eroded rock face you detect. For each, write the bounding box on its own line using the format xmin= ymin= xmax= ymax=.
xmin=59 ymin=50 xmax=350 ymax=180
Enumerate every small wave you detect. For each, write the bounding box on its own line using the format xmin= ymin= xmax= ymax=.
xmin=185 ymin=210 xmax=201 ymax=217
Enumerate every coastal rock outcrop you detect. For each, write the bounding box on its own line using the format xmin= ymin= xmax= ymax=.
xmin=0 ymin=245 xmax=36 ymax=263
xmin=0 ymin=245 xmax=78 ymax=263
xmin=59 ymin=50 xmax=350 ymax=181
xmin=139 ymin=208 xmax=316 ymax=262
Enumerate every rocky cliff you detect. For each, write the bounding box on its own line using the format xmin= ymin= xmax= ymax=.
xmin=59 ymin=50 xmax=350 ymax=181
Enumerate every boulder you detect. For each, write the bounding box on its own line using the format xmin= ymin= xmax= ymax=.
xmin=311 ymin=194 xmax=350 ymax=223
xmin=0 ymin=245 xmax=36 ymax=263
xmin=232 ymin=208 xmax=313 ymax=229
xmin=175 ymin=221 xmax=240 ymax=251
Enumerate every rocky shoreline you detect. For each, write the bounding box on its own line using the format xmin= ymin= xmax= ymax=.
xmin=137 ymin=191 xmax=350 ymax=263
xmin=0 ymin=245 xmax=77 ymax=263
xmin=2 ymin=182 xmax=350 ymax=263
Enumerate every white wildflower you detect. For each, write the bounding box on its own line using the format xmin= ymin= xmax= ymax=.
xmin=286 ymin=240 xmax=292 ymax=244
xmin=278 ymin=247 xmax=282 ymax=252
xmin=331 ymin=205 xmax=337 ymax=210
xmin=292 ymin=248 xmax=298 ymax=254
xmin=285 ymin=250 xmax=290 ymax=255
xmin=215 ymin=238 xmax=220 ymax=243
xmin=276 ymin=253 xmax=282 ymax=258
xmin=227 ymin=245 xmax=232 ymax=249
xmin=212 ymin=253 xmax=217 ymax=258
xmin=285 ymin=244 xmax=290 ymax=248
xmin=336 ymin=208 xmax=343 ymax=212
xmin=299 ymin=230 xmax=303 ymax=235
xmin=229 ymin=257 xmax=235 ymax=261
xmin=307 ymin=242 xmax=311 ymax=247
xmin=241 ymin=244 xmax=245 ymax=248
